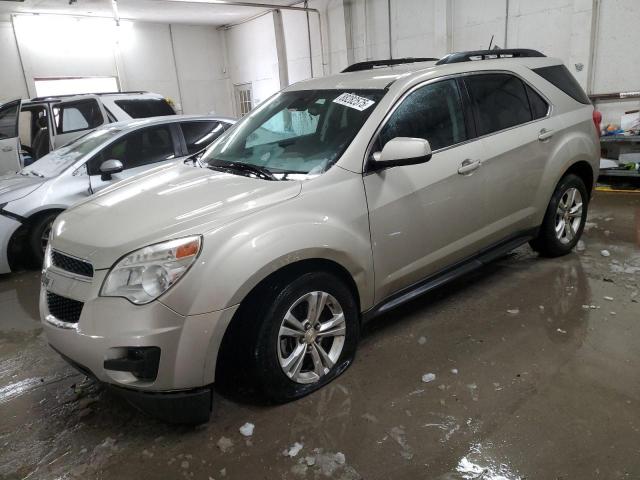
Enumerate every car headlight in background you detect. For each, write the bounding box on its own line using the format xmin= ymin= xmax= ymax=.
xmin=100 ymin=236 xmax=202 ymax=305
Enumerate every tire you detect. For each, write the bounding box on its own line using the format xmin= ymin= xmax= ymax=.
xmin=530 ymin=174 xmax=589 ymax=257
xmin=28 ymin=212 xmax=59 ymax=267
xmin=237 ymin=271 xmax=359 ymax=403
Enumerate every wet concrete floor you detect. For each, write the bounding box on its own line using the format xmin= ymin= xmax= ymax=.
xmin=0 ymin=192 xmax=639 ymax=479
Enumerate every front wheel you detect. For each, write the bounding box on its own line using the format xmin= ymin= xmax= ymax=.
xmin=530 ymin=174 xmax=589 ymax=257
xmin=246 ymin=271 xmax=359 ymax=403
xmin=28 ymin=212 xmax=59 ymax=267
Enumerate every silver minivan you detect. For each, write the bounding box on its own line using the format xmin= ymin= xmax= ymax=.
xmin=0 ymin=115 xmax=234 ymax=273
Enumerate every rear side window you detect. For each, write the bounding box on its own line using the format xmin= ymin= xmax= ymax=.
xmin=465 ymin=73 xmax=532 ymax=136
xmin=532 ymin=65 xmax=591 ymax=104
xmin=378 ymin=79 xmax=467 ymax=151
xmin=525 ymin=85 xmax=549 ymax=119
xmin=114 ymin=98 xmax=176 ymax=118
xmin=180 ymin=121 xmax=225 ymax=154
xmin=87 ymin=125 xmax=176 ymax=175
xmin=53 ymin=99 xmax=103 ymax=134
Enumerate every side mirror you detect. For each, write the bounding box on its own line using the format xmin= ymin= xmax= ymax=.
xmin=371 ymin=137 xmax=432 ymax=170
xmin=100 ymin=159 xmax=124 ymax=181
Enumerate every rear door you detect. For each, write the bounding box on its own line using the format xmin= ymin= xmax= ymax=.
xmin=0 ymin=99 xmax=22 ymax=174
xmin=87 ymin=123 xmax=181 ymax=192
xmin=463 ymin=72 xmax=558 ymax=243
xmin=51 ymin=97 xmax=107 ymax=148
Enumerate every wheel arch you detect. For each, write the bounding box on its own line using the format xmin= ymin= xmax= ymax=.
xmin=562 ymin=160 xmax=595 ymax=197
xmin=7 ymin=207 xmax=65 ymax=269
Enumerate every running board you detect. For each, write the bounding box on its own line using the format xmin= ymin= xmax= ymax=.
xmin=362 ymin=229 xmax=537 ymax=322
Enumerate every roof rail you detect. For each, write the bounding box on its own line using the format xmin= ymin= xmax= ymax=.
xmin=341 ymin=57 xmax=439 ymax=73
xmin=30 ymin=91 xmax=149 ymax=102
xmin=436 ymin=49 xmax=545 ymax=65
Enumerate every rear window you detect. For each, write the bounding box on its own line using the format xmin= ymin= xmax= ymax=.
xmin=114 ymin=98 xmax=176 ymax=118
xmin=532 ymin=65 xmax=591 ymax=104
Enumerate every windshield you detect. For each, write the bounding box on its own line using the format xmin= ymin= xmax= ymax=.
xmin=201 ymin=89 xmax=385 ymax=180
xmin=21 ymin=127 xmax=122 ymax=178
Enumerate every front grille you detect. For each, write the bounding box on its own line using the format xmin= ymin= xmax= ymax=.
xmin=47 ymin=292 xmax=84 ymax=324
xmin=51 ymin=251 xmax=94 ymax=278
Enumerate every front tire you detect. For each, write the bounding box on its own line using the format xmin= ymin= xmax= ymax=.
xmin=28 ymin=212 xmax=59 ymax=267
xmin=243 ymin=271 xmax=359 ymax=403
xmin=530 ymin=174 xmax=589 ymax=257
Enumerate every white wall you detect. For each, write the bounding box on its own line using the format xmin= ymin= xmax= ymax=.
xmin=171 ymin=25 xmax=233 ymax=116
xmin=224 ymin=12 xmax=281 ymax=112
xmin=0 ymin=21 xmax=28 ymax=100
xmin=1 ymin=14 xmax=232 ymax=116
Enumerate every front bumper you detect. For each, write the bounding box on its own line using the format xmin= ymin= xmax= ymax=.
xmin=40 ymin=266 xmax=239 ymax=393
xmin=0 ymin=214 xmax=21 ymax=274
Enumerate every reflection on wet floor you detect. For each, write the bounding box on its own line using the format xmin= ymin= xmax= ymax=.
xmin=0 ymin=192 xmax=639 ymax=479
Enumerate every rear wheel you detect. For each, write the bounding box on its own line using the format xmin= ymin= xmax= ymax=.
xmin=530 ymin=174 xmax=589 ymax=257
xmin=28 ymin=212 xmax=59 ymax=267
xmin=237 ymin=271 xmax=359 ymax=403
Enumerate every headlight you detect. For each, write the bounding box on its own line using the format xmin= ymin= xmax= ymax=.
xmin=100 ymin=236 xmax=202 ymax=305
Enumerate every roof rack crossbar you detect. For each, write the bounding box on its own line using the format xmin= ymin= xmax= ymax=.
xmin=30 ymin=91 xmax=150 ymax=102
xmin=341 ymin=57 xmax=439 ymax=73
xmin=435 ymin=49 xmax=545 ymax=65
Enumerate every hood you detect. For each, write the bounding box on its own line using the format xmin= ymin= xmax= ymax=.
xmin=51 ymin=163 xmax=302 ymax=268
xmin=0 ymin=173 xmax=46 ymax=204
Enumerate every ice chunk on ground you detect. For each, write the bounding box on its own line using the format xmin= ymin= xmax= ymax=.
xmin=600 ymin=249 xmax=610 ymax=257
xmin=418 ymin=336 xmax=427 ymax=345
xmin=335 ymin=452 xmax=346 ymax=464
xmin=216 ymin=437 xmax=233 ymax=453
xmin=239 ymin=422 xmax=254 ymax=437
xmin=422 ymin=373 xmax=436 ymax=383
xmin=603 ymin=296 xmax=614 ymax=301
xmin=285 ymin=442 xmax=304 ymax=457
xmin=451 ymin=368 xmax=458 ymax=375
xmin=506 ymin=308 xmax=519 ymax=315
xmin=576 ymin=240 xmax=586 ymax=251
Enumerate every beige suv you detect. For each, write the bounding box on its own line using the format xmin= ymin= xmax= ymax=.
xmin=40 ymin=49 xmax=599 ymax=423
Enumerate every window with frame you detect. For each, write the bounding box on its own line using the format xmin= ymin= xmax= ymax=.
xmin=53 ymin=99 xmax=103 ymax=134
xmin=377 ymin=79 xmax=468 ymax=152
xmin=525 ymin=84 xmax=550 ymax=119
xmin=180 ymin=121 xmax=225 ymax=154
xmin=0 ymin=101 xmax=19 ymax=140
xmin=464 ymin=73 xmax=534 ymax=136
xmin=87 ymin=125 xmax=175 ymax=175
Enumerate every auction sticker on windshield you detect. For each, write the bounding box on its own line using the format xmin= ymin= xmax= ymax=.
xmin=333 ymin=93 xmax=375 ymax=111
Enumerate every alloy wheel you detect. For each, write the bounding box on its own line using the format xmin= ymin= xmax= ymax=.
xmin=277 ymin=291 xmax=346 ymax=384
xmin=555 ymin=187 xmax=583 ymax=245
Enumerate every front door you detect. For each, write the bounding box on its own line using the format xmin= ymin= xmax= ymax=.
xmin=0 ymin=100 xmax=22 ymax=174
xmin=86 ymin=123 xmax=182 ymax=193
xmin=364 ymin=79 xmax=490 ymax=302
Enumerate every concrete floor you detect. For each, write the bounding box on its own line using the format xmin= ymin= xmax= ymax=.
xmin=1 ymin=192 xmax=639 ymax=480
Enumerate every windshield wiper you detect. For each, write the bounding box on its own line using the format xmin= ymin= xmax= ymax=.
xmin=208 ymin=159 xmax=277 ymax=181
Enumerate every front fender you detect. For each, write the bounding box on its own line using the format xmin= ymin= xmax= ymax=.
xmin=160 ymin=169 xmax=374 ymax=316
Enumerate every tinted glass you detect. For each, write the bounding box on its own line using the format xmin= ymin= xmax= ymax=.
xmin=21 ymin=127 xmax=122 ymax=178
xmin=201 ymin=89 xmax=385 ymax=179
xmin=114 ymin=98 xmax=176 ymax=118
xmin=465 ymin=74 xmax=532 ymax=136
xmin=87 ymin=125 xmax=175 ymax=175
xmin=526 ymin=84 xmax=549 ymax=119
xmin=379 ymin=79 xmax=467 ymax=151
xmin=180 ymin=121 xmax=225 ymax=154
xmin=533 ymin=65 xmax=590 ymax=104
xmin=53 ymin=99 xmax=103 ymax=134
xmin=0 ymin=101 xmax=19 ymax=139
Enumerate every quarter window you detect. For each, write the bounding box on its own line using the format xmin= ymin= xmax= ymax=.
xmin=465 ymin=73 xmax=532 ymax=136
xmin=526 ymin=84 xmax=549 ymax=119
xmin=180 ymin=121 xmax=225 ymax=154
xmin=53 ymin=99 xmax=103 ymax=134
xmin=87 ymin=125 xmax=176 ymax=175
xmin=378 ymin=79 xmax=467 ymax=151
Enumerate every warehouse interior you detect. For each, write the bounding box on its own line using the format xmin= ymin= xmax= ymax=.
xmin=1 ymin=1 xmax=639 ymax=479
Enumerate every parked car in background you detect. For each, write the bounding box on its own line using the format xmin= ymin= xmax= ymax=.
xmin=0 ymin=91 xmax=176 ymax=175
xmin=0 ymin=115 xmax=235 ymax=273
xmin=40 ymin=49 xmax=598 ymax=423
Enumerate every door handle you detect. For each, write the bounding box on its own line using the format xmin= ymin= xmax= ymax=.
xmin=538 ymin=128 xmax=554 ymax=141
xmin=457 ymin=159 xmax=481 ymax=175
xmin=1 ymin=146 xmax=13 ymax=152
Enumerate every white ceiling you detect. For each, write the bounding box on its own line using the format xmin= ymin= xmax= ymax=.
xmin=0 ymin=0 xmax=302 ymax=26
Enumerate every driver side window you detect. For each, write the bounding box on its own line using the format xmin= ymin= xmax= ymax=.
xmin=378 ymin=79 xmax=467 ymax=152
